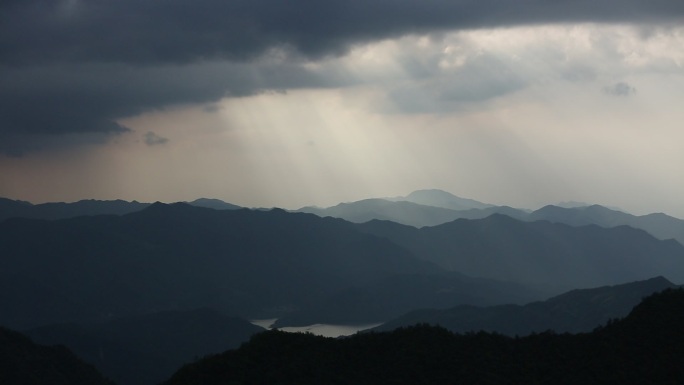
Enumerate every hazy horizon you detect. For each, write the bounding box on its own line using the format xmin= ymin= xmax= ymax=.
xmin=4 ymin=188 xmax=682 ymax=220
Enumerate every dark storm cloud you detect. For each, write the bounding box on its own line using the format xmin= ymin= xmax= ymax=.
xmin=0 ymin=61 xmax=352 ymax=155
xmin=2 ymin=0 xmax=683 ymax=66
xmin=1 ymin=0 xmax=682 ymax=155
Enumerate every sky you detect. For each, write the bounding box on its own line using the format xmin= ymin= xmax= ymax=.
xmin=1 ymin=0 xmax=684 ymax=217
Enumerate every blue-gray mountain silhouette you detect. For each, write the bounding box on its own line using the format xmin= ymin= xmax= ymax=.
xmin=0 ymin=203 xmax=439 ymax=329
xmin=298 ymin=198 xmax=528 ymax=227
xmin=0 ymin=196 xmax=241 ymax=222
xmin=529 ymin=204 xmax=684 ymax=245
xmin=388 ymin=189 xmax=494 ymax=210
xmin=357 ymin=214 xmax=684 ymax=292
xmin=372 ymin=276 xmax=677 ymax=335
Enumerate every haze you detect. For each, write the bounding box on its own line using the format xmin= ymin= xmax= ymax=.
xmin=1 ymin=1 xmax=683 ymax=217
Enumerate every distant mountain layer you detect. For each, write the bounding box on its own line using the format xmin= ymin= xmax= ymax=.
xmin=529 ymin=204 xmax=684 ymax=245
xmin=298 ymin=193 xmax=684 ymax=245
xmin=298 ymin=198 xmax=527 ymax=228
xmin=0 ymin=197 xmax=241 ymax=222
xmin=388 ymin=189 xmax=495 ymax=210
xmin=4 ymin=192 xmax=682 ymax=245
xmin=297 ymin=189 xmax=512 ymax=228
xmin=0 ymin=326 xmax=112 ymax=385
xmin=162 ymin=288 xmax=684 ymax=385
xmin=187 ymin=198 xmax=241 ymax=211
xmin=27 ymin=309 xmax=264 ymax=385
xmin=0 ymin=203 xmax=438 ymax=329
xmin=373 ymin=276 xmax=677 ymax=335
xmin=0 ymin=197 xmax=151 ymax=221
xmin=357 ymin=214 xmax=684 ymax=291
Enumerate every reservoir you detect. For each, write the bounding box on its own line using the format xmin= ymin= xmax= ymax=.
xmin=251 ymin=318 xmax=381 ymax=338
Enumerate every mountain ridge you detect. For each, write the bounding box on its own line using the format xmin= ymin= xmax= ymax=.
xmin=0 ymin=202 xmax=440 ymax=329
xmin=372 ymin=276 xmax=677 ymax=335
xmin=357 ymin=213 xmax=684 ymax=291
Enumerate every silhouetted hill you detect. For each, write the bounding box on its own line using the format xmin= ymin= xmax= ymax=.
xmin=272 ymin=272 xmax=540 ymax=327
xmin=27 ymin=308 xmax=263 ymax=385
xmin=0 ymin=197 xmax=244 ymax=222
xmin=529 ymin=204 xmax=684 ymax=245
xmin=0 ymin=326 xmax=113 ymax=385
xmin=447 ymin=205 xmax=529 ymax=220
xmin=161 ymin=288 xmax=684 ymax=385
xmin=388 ymin=189 xmax=494 ymax=210
xmin=299 ymin=197 xmax=683 ymax=243
xmin=298 ymin=199 xmax=529 ymax=228
xmin=187 ymin=198 xmax=241 ymax=210
xmin=0 ymin=198 xmax=150 ymax=221
xmin=0 ymin=203 xmax=438 ymax=329
xmin=298 ymin=199 xmax=466 ymax=227
xmin=0 ymin=197 xmax=32 ymax=220
xmin=357 ymin=214 xmax=684 ymax=292
xmin=372 ymin=276 xmax=677 ymax=335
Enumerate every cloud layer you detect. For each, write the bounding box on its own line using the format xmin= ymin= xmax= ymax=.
xmin=2 ymin=0 xmax=684 ymax=154
xmin=3 ymin=0 xmax=684 ymax=65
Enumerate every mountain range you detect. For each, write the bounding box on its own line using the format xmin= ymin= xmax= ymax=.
xmin=3 ymin=200 xmax=682 ymax=331
xmin=372 ymin=276 xmax=678 ymax=335
xmin=2 ymin=190 xmax=684 ymax=384
xmin=4 ymin=190 xmax=682 ymax=246
xmin=357 ymin=214 xmax=684 ymax=292
xmin=0 ymin=197 xmax=241 ymax=222
xmin=298 ymin=190 xmax=684 ymax=245
xmin=0 ymin=203 xmax=440 ymax=329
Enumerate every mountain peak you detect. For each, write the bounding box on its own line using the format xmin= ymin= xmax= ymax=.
xmin=391 ymin=189 xmax=493 ymax=211
xmin=138 ymin=201 xmax=195 ymax=215
xmin=187 ymin=198 xmax=241 ymax=210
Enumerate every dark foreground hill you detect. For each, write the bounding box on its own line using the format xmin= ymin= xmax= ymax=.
xmin=0 ymin=326 xmax=112 ymax=385
xmin=372 ymin=276 xmax=677 ymax=335
xmin=163 ymin=288 xmax=684 ymax=385
xmin=26 ymin=309 xmax=263 ymax=385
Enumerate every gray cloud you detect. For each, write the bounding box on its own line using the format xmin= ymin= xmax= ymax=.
xmin=0 ymin=61 xmax=353 ymax=155
xmin=2 ymin=0 xmax=683 ymax=66
xmin=143 ymin=131 xmax=168 ymax=146
xmin=1 ymin=0 xmax=682 ymax=155
xmin=387 ymin=53 xmax=527 ymax=113
xmin=604 ymin=82 xmax=637 ymax=96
